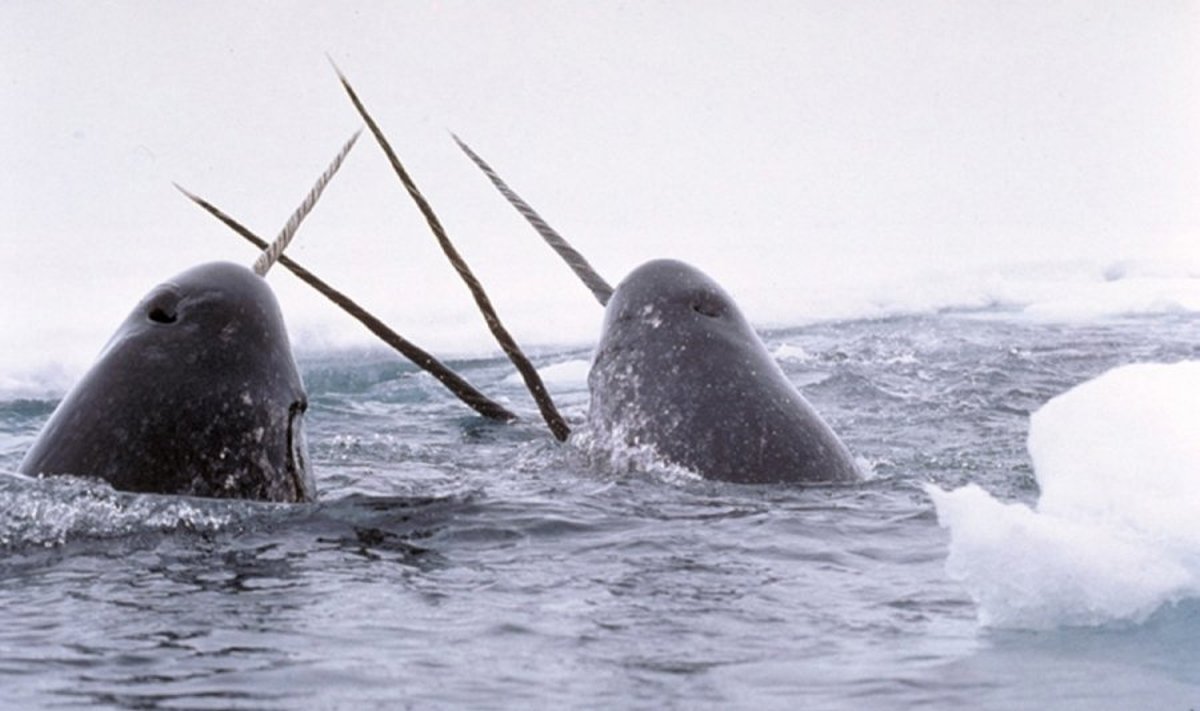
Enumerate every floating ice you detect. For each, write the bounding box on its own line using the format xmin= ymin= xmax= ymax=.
xmin=929 ymin=361 xmax=1200 ymax=629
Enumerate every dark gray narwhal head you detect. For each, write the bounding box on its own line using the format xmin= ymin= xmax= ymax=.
xmin=18 ymin=130 xmax=362 ymax=502
xmin=452 ymin=136 xmax=861 ymax=484
xmin=19 ymin=261 xmax=315 ymax=501
xmin=590 ymin=259 xmax=860 ymax=484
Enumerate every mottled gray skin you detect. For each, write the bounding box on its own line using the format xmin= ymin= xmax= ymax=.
xmin=19 ymin=262 xmax=315 ymax=502
xmin=589 ymin=259 xmax=860 ymax=484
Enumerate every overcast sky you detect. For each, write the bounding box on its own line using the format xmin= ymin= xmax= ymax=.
xmin=2 ymin=1 xmax=1198 ymax=369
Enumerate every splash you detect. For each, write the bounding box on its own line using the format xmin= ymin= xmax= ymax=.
xmin=574 ymin=421 xmax=704 ymax=486
xmin=0 ymin=472 xmax=262 ymax=550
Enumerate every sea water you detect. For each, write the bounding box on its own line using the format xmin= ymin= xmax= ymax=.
xmin=2 ymin=304 xmax=1199 ymax=709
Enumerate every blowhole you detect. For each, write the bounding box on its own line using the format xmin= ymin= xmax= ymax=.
xmin=692 ymin=301 xmax=722 ymax=318
xmin=148 ymin=306 xmax=177 ymax=324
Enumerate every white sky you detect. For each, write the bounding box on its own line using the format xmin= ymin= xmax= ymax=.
xmin=2 ymin=1 xmax=1198 ymax=368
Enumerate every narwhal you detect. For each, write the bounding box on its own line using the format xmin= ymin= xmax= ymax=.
xmin=17 ymin=133 xmax=361 ymax=501
xmin=449 ymin=137 xmax=861 ymax=484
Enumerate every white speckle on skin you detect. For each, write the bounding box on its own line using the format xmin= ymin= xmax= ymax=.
xmin=639 ymin=304 xmax=663 ymax=328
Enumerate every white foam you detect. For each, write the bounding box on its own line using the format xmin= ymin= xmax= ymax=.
xmin=771 ymin=343 xmax=812 ymax=363
xmin=502 ymin=358 xmax=591 ymax=390
xmin=929 ymin=361 xmax=1200 ymax=629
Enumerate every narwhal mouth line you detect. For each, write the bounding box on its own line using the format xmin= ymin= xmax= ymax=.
xmin=285 ymin=398 xmax=310 ymax=502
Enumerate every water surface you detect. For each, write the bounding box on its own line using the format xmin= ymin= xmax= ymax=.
xmin=2 ymin=311 xmax=1198 ymax=709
